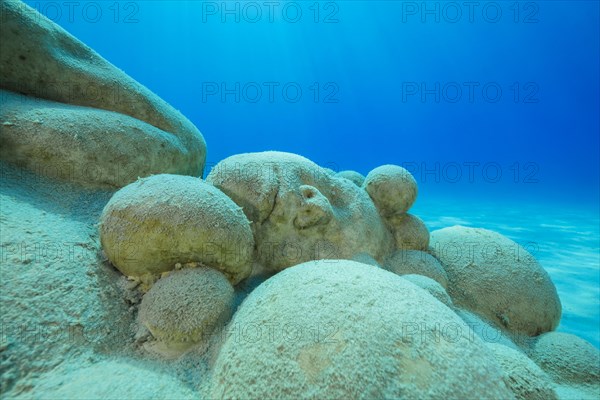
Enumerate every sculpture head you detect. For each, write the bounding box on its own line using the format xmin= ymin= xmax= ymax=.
xmin=207 ymin=152 xmax=395 ymax=271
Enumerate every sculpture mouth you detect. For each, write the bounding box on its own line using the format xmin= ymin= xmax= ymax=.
xmin=293 ymin=203 xmax=334 ymax=230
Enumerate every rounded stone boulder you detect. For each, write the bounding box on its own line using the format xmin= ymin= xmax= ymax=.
xmin=209 ymin=260 xmax=512 ymax=400
xmin=363 ymin=165 xmax=418 ymax=216
xmin=139 ymin=267 xmax=234 ymax=349
xmin=430 ymin=226 xmax=561 ymax=336
xmin=487 ymin=343 xmax=558 ymax=400
xmin=100 ymin=174 xmax=254 ymax=284
xmin=336 ymin=170 xmax=365 ymax=186
xmin=529 ymin=332 xmax=600 ymax=385
xmin=384 ymin=250 xmax=448 ymax=288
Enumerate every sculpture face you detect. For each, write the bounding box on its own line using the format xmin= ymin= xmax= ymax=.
xmin=207 ymin=152 xmax=394 ymax=271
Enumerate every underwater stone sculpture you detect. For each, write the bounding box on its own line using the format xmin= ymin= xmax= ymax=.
xmin=209 ymin=260 xmax=513 ymax=400
xmin=139 ymin=267 xmax=234 ymax=353
xmin=98 ymin=152 xmax=432 ymax=279
xmin=529 ymin=332 xmax=600 ymax=386
xmin=0 ymin=0 xmax=206 ymax=187
xmin=363 ymin=164 xmax=418 ymax=216
xmin=92 ymin=150 xmax=574 ymax=399
xmin=487 ymin=343 xmax=558 ymax=400
xmin=206 ymin=152 xmax=401 ymax=271
xmin=1 ymin=2 xmax=594 ymax=398
xmin=99 ymin=174 xmax=254 ymax=285
xmin=430 ymin=226 xmax=562 ymax=336
xmin=384 ymin=249 xmax=449 ymax=288
xmin=361 ymin=165 xmax=432 ymax=251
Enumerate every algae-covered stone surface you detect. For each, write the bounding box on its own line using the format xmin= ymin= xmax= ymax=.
xmin=0 ymin=0 xmax=206 ymax=188
xmin=2 ymin=161 xmax=599 ymax=399
xmin=430 ymin=226 xmax=562 ymax=336
xmin=99 ymin=174 xmax=254 ymax=285
xmin=206 ymin=151 xmax=396 ymax=271
xmin=209 ymin=260 xmax=513 ymax=400
xmin=1 ymin=1 xmax=599 ymax=399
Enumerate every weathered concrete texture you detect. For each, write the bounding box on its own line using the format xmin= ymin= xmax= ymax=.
xmin=430 ymin=226 xmax=561 ymax=336
xmin=0 ymin=162 xmax=135 ymax=396
xmin=139 ymin=267 xmax=234 ymax=350
xmin=209 ymin=260 xmax=513 ymax=400
xmin=363 ymin=164 xmax=418 ymax=216
xmin=487 ymin=343 xmax=558 ymax=400
xmin=0 ymin=0 xmax=206 ymax=187
xmin=207 ymin=152 xmax=394 ymax=272
xmin=529 ymin=332 xmax=600 ymax=386
xmin=99 ymin=174 xmax=254 ymax=285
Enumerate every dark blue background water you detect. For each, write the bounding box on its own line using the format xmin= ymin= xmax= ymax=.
xmin=21 ymin=0 xmax=600 ymax=347
xmin=24 ymin=0 xmax=600 ymax=205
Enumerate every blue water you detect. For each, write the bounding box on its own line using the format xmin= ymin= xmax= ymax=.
xmin=23 ymin=1 xmax=600 ymax=346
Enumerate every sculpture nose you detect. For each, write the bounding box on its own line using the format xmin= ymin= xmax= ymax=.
xmin=300 ymin=185 xmax=319 ymax=200
xmin=293 ymin=185 xmax=333 ymax=229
